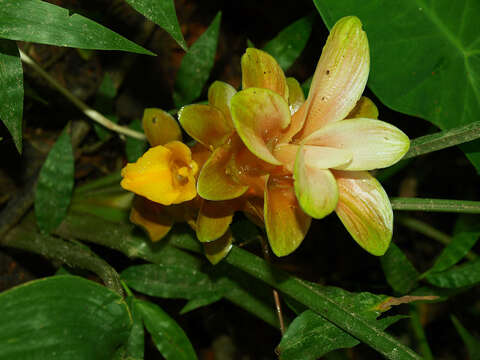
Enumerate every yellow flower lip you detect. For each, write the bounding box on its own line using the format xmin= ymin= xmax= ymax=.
xmin=120 ymin=141 xmax=198 ymax=206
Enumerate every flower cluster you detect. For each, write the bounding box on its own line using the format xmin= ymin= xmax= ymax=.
xmin=120 ymin=16 xmax=409 ymax=262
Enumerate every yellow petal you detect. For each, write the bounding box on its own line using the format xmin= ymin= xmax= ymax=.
xmin=121 ymin=141 xmax=198 ymax=205
xmin=208 ymin=80 xmax=237 ymax=125
xmin=241 ymin=48 xmax=289 ymax=101
xmin=293 ymin=146 xmax=341 ymax=219
xmin=334 ymin=170 xmax=393 ymax=256
xmin=142 ymin=108 xmax=182 ymax=147
xmin=129 ymin=196 xmax=173 ymax=242
xmin=196 ymin=199 xmax=235 ymax=243
xmin=230 ymin=87 xmax=291 ymax=165
xmin=265 ymin=176 xmax=311 ymax=257
xmin=347 ymin=96 xmax=378 ymax=119
xmin=297 ymin=16 xmax=370 ymax=139
xmin=303 ymin=118 xmax=410 ymax=171
xmin=178 ymin=104 xmax=233 ymax=150
xmin=197 ymin=144 xmax=249 ymax=201
xmin=286 ymin=77 xmax=305 ymax=115
xmin=204 ymin=230 xmax=233 ymax=265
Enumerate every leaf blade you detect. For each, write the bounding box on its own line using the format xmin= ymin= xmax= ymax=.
xmin=0 ymin=0 xmax=153 ymax=55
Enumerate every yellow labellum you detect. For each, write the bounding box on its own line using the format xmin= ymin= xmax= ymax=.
xmin=121 ymin=141 xmax=198 ymax=206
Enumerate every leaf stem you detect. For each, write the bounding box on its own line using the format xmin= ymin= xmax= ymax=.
xmin=19 ymin=50 xmax=146 ymax=140
xmin=391 ymin=198 xmax=480 ymax=214
xmin=403 ymin=121 xmax=480 ymax=159
xmin=409 ymin=305 xmax=434 ymax=360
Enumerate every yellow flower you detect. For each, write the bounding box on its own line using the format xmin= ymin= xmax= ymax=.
xmin=121 ymin=140 xmax=198 ymax=205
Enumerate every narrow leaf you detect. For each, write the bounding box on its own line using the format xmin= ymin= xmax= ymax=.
xmin=451 ymin=315 xmax=480 ymax=360
xmin=0 ymin=0 xmax=153 ymax=55
xmin=263 ymin=14 xmax=314 ymax=71
xmin=180 ymin=293 xmax=223 ymax=314
xmin=173 ymin=12 xmax=221 ymax=107
xmin=126 ymin=297 xmax=145 ymax=360
xmin=425 ymin=258 xmax=480 ymax=288
xmin=136 ymin=299 xmax=197 ymax=360
xmin=0 ymin=276 xmax=131 ymax=359
xmin=35 ymin=130 xmax=75 ymax=233
xmin=427 ymin=216 xmax=480 ymax=274
xmin=0 ymin=39 xmax=23 ymax=153
xmin=381 ymin=243 xmax=420 ymax=294
xmin=124 ymin=0 xmax=187 ymax=50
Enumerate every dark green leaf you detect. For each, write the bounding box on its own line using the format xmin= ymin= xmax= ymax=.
xmin=35 ymin=130 xmax=74 ymax=233
xmin=263 ymin=15 xmax=314 ymax=71
xmin=122 ymin=262 xmax=220 ymax=299
xmin=126 ymin=119 xmax=147 ymax=162
xmin=0 ymin=0 xmax=153 ymax=55
xmin=425 ymin=257 xmax=480 ymax=288
xmin=301 ymin=76 xmax=312 ymax=98
xmin=381 ymin=243 xmax=420 ymax=294
xmin=173 ymin=12 xmax=221 ymax=107
xmin=180 ymin=293 xmax=223 ymax=314
xmin=93 ymin=74 xmax=118 ymax=141
xmin=0 ymin=276 xmax=131 ymax=359
xmin=278 ymin=287 xmax=405 ymax=360
xmin=124 ymin=0 xmax=187 ymax=50
xmin=0 ymin=39 xmax=23 ymax=153
xmin=314 ymin=0 xmax=480 ymax=171
xmin=136 ymin=299 xmax=197 ymax=360
xmin=126 ymin=297 xmax=145 ymax=360
xmin=426 ymin=228 xmax=480 ymax=275
xmin=451 ymin=315 xmax=480 ymax=360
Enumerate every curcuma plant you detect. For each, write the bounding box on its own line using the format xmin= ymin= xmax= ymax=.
xmin=0 ymin=1 xmax=480 ymax=360
xmin=121 ymin=16 xmax=410 ymax=259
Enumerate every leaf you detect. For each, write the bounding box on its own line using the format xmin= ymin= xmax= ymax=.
xmin=381 ymin=243 xmax=420 ymax=294
xmin=451 ymin=315 xmax=480 ymax=360
xmin=425 ymin=257 xmax=480 ymax=288
xmin=135 ymin=299 xmax=197 ymax=360
xmin=278 ymin=286 xmax=405 ymax=360
xmin=35 ymin=130 xmax=75 ymax=233
xmin=173 ymin=12 xmax=221 ymax=107
xmin=0 ymin=0 xmax=153 ymax=55
xmin=180 ymin=293 xmax=223 ymax=314
xmin=263 ymin=14 xmax=314 ymax=71
xmin=0 ymin=39 xmax=23 ymax=153
xmin=124 ymin=0 xmax=187 ymax=50
xmin=314 ymin=0 xmax=480 ymax=171
xmin=125 ymin=119 xmax=147 ymax=162
xmin=426 ymin=217 xmax=480 ymax=275
xmin=126 ymin=296 xmax=145 ymax=360
xmin=0 ymin=276 xmax=131 ymax=359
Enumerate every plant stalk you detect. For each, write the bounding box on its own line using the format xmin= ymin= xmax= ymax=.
xmin=391 ymin=198 xmax=480 ymax=214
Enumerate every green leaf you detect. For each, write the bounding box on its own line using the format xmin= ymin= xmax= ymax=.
xmin=180 ymin=293 xmax=223 ymax=314
xmin=278 ymin=287 xmax=405 ymax=360
xmin=126 ymin=119 xmax=147 ymax=162
xmin=135 ymin=299 xmax=197 ymax=360
xmin=126 ymin=297 xmax=145 ymax=360
xmin=0 ymin=276 xmax=131 ymax=359
xmin=314 ymin=0 xmax=480 ymax=171
xmin=263 ymin=14 xmax=314 ymax=71
xmin=381 ymin=243 xmax=420 ymax=294
xmin=301 ymin=76 xmax=312 ymax=98
xmin=451 ymin=315 xmax=480 ymax=360
xmin=425 ymin=257 xmax=480 ymax=288
xmin=426 ymin=217 xmax=480 ymax=275
xmin=93 ymin=74 xmax=118 ymax=141
xmin=0 ymin=39 xmax=23 ymax=153
xmin=173 ymin=12 xmax=221 ymax=107
xmin=0 ymin=0 xmax=153 ymax=55
xmin=35 ymin=130 xmax=74 ymax=233
xmin=124 ymin=0 xmax=187 ymax=50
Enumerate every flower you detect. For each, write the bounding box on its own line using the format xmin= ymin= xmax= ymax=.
xmin=228 ymin=16 xmax=410 ymax=256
